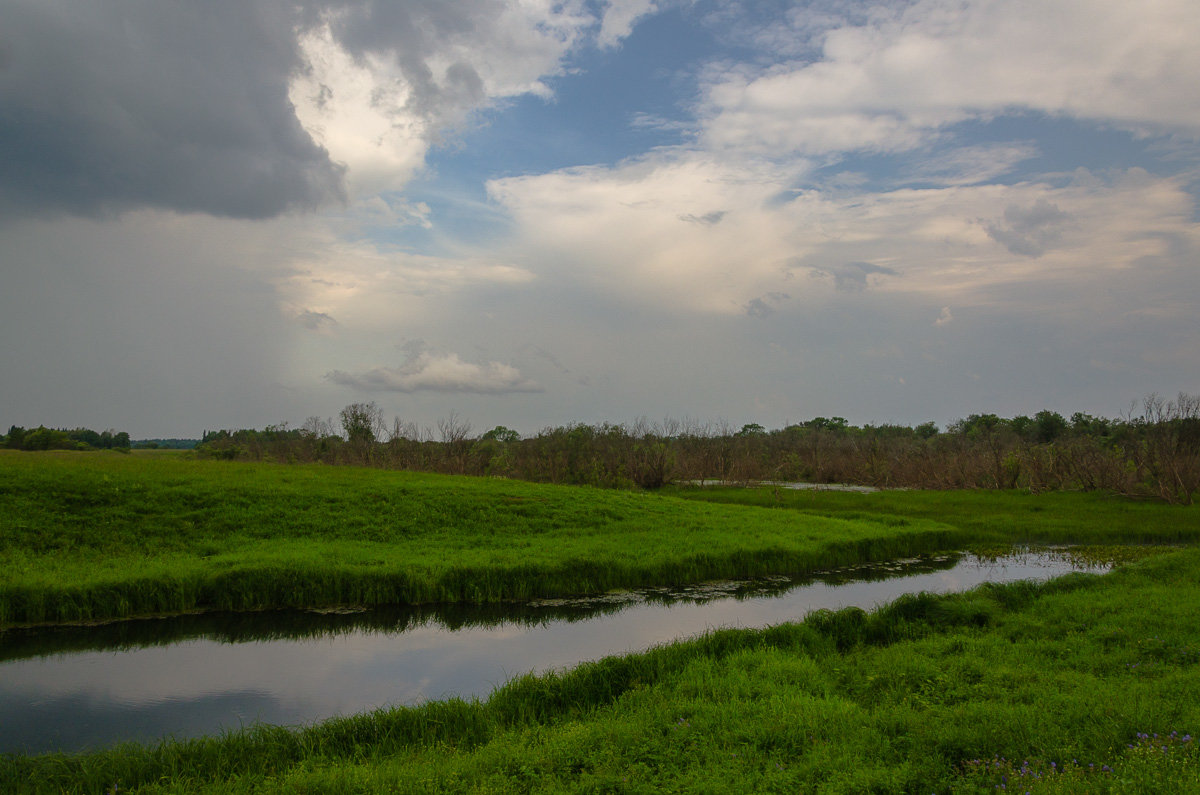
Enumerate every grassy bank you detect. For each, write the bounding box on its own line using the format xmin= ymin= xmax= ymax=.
xmin=3 ymin=547 xmax=1198 ymax=792
xmin=0 ymin=452 xmax=959 ymax=627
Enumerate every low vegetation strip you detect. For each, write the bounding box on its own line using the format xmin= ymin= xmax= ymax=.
xmin=3 ymin=547 xmax=1198 ymax=793
xmin=0 ymin=452 xmax=959 ymax=627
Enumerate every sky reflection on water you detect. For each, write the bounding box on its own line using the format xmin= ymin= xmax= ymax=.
xmin=0 ymin=551 xmax=1105 ymax=754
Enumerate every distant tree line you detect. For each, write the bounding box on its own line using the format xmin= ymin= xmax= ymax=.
xmin=193 ymin=393 xmax=1200 ymax=504
xmin=1 ymin=425 xmax=130 ymax=452
xmin=131 ymin=438 xmax=199 ymax=450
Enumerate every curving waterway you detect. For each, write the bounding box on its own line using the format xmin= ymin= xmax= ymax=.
xmin=0 ymin=550 xmax=1107 ymax=754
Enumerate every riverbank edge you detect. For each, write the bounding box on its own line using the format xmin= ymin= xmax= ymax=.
xmin=0 ymin=523 xmax=961 ymax=631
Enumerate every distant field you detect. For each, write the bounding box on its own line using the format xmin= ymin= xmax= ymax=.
xmin=0 ymin=451 xmax=958 ymax=627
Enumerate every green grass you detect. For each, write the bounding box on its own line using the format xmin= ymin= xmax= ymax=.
xmin=3 ymin=452 xmax=1199 ymax=792
xmin=0 ymin=452 xmax=960 ymax=627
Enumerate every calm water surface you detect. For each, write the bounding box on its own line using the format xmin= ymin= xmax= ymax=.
xmin=0 ymin=550 xmax=1106 ymax=754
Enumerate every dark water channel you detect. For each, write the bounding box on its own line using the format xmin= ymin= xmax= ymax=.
xmin=0 ymin=550 xmax=1107 ymax=754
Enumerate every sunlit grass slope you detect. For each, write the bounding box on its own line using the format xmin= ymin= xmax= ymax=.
xmin=0 ymin=452 xmax=958 ymax=626
xmin=4 ymin=547 xmax=1199 ymax=793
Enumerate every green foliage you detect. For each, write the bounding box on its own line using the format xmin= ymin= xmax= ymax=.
xmin=1 ymin=425 xmax=129 ymax=451
xmin=481 ymin=426 xmax=521 ymax=443
xmin=340 ymin=402 xmax=381 ymax=445
xmin=131 ymin=438 xmax=198 ymax=450
xmin=915 ymin=421 xmax=939 ymax=439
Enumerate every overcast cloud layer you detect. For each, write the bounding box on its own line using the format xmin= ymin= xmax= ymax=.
xmin=1 ymin=0 xmax=1197 ymax=437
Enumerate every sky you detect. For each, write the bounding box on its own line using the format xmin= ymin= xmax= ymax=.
xmin=2 ymin=0 xmax=1198 ymax=439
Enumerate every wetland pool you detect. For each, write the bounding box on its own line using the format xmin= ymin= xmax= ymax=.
xmin=0 ymin=549 xmax=1106 ymax=754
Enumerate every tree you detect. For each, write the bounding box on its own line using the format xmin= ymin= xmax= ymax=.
xmin=1033 ymin=410 xmax=1068 ymax=444
xmin=482 ymin=426 xmax=521 ymax=444
xmin=4 ymin=425 xmax=27 ymax=449
xmin=803 ymin=417 xmax=849 ymax=433
xmin=915 ymin=421 xmax=939 ymax=439
xmin=340 ymin=402 xmax=383 ymax=445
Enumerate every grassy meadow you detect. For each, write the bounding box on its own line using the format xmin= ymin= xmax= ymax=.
xmin=0 ymin=451 xmax=958 ymax=627
xmin=1 ymin=450 xmax=1198 ymax=792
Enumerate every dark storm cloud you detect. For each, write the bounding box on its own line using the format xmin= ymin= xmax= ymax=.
xmin=0 ymin=0 xmax=554 ymax=222
xmin=0 ymin=0 xmax=346 ymax=220
xmin=0 ymin=1 xmax=348 ymax=219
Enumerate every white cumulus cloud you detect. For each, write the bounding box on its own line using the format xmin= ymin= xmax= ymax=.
xmin=327 ymin=348 xmax=542 ymax=394
xmin=700 ymin=0 xmax=1200 ymax=158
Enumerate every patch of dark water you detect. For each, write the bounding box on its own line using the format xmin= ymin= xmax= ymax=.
xmin=0 ymin=549 xmax=1106 ymax=754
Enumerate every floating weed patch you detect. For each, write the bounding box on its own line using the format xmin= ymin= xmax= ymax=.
xmin=966 ymin=544 xmax=1160 ymax=571
xmin=957 ymin=732 xmax=1198 ymax=793
xmin=1056 ymin=545 xmax=1174 ymax=568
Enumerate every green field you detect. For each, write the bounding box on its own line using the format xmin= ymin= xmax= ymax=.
xmin=2 ymin=451 xmax=1199 ymax=792
xmin=0 ymin=452 xmax=962 ymax=627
